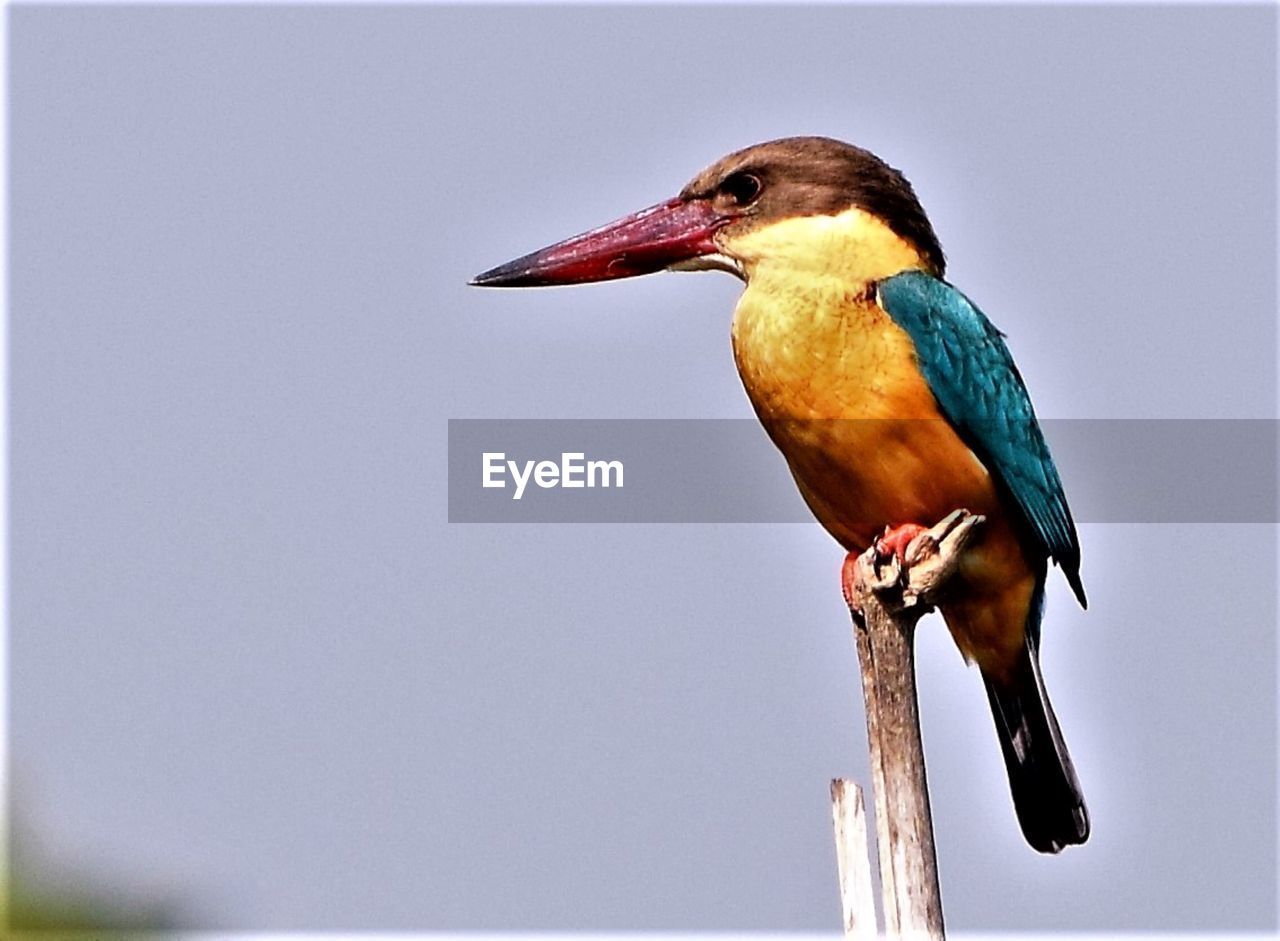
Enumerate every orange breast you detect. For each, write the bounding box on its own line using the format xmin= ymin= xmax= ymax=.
xmin=731 ymin=282 xmax=1037 ymax=678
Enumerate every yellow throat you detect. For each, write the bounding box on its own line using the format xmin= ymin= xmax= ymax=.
xmin=721 ymin=206 xmax=938 ymax=422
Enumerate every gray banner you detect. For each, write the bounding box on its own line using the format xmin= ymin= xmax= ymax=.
xmin=448 ymin=418 xmax=1278 ymax=524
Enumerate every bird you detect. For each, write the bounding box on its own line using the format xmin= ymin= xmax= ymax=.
xmin=471 ymin=136 xmax=1089 ymax=853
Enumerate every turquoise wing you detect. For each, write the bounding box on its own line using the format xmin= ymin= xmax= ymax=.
xmin=876 ymin=269 xmax=1085 ymax=607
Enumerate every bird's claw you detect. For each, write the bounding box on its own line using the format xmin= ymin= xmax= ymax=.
xmin=842 ymin=550 xmax=901 ymax=608
xmin=843 ymin=509 xmax=986 ymax=614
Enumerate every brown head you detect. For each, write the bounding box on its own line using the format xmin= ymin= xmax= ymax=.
xmin=471 ymin=136 xmax=945 ymax=287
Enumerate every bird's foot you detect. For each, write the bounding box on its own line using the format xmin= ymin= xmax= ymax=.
xmin=841 ymin=539 xmax=905 ymax=610
xmin=875 ymin=522 xmax=929 ymax=565
xmin=843 ymin=509 xmax=987 ymax=614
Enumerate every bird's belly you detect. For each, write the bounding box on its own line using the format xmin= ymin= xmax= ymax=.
xmin=775 ymin=414 xmax=997 ymax=551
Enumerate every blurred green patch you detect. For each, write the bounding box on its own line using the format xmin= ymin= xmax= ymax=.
xmin=5 ymin=864 xmax=179 ymax=939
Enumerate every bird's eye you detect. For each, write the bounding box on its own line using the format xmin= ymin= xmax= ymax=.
xmin=719 ymin=172 xmax=763 ymax=207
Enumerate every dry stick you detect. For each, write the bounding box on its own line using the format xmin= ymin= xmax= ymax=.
xmin=852 ymin=594 xmax=940 ymax=939
xmin=830 ymin=778 xmax=877 ymax=940
xmin=843 ymin=508 xmax=984 ymax=940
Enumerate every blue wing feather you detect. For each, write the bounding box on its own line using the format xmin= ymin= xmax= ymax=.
xmin=876 ymin=270 xmax=1086 ymax=608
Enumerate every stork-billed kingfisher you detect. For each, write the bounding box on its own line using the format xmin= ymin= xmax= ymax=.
xmin=472 ymin=136 xmax=1089 ymax=853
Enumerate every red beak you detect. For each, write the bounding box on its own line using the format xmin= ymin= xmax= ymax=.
xmin=470 ymin=197 xmax=726 ymax=287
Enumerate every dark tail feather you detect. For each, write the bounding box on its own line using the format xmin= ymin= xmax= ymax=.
xmin=983 ymin=635 xmax=1089 ymax=853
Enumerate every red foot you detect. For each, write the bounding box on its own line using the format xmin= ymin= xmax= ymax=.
xmin=874 ymin=522 xmax=927 ymax=562
xmin=842 ymin=522 xmax=930 ymax=610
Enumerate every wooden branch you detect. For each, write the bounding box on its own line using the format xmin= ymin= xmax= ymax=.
xmin=830 ymin=778 xmax=878 ymax=940
xmin=843 ymin=508 xmax=984 ymax=940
